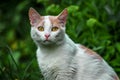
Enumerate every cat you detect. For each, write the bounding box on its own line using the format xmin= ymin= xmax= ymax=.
xmin=28 ymin=7 xmax=119 ymax=80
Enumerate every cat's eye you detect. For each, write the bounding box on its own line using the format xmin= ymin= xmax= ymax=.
xmin=38 ymin=26 xmax=44 ymax=31
xmin=51 ymin=27 xmax=59 ymax=31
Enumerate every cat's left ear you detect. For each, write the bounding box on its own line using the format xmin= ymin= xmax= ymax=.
xmin=57 ymin=8 xmax=68 ymax=24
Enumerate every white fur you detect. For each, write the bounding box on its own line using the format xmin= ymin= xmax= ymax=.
xmin=44 ymin=16 xmax=51 ymax=33
xmin=31 ymin=16 xmax=119 ymax=80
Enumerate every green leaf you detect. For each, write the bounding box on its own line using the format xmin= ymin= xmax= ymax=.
xmin=6 ymin=30 xmax=15 ymax=42
xmin=115 ymin=43 xmax=120 ymax=52
xmin=46 ymin=4 xmax=61 ymax=14
xmin=67 ymin=5 xmax=79 ymax=13
xmin=86 ymin=18 xmax=97 ymax=28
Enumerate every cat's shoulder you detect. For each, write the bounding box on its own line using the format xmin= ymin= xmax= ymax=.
xmin=76 ymin=44 xmax=102 ymax=60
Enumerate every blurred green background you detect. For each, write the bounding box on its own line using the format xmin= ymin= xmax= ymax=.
xmin=0 ymin=0 xmax=120 ymax=80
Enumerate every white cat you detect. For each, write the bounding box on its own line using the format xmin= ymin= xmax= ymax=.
xmin=28 ymin=7 xmax=119 ymax=80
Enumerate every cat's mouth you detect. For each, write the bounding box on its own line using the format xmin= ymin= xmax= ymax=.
xmin=43 ymin=40 xmax=50 ymax=42
xmin=37 ymin=39 xmax=54 ymax=45
xmin=40 ymin=40 xmax=53 ymax=45
xmin=43 ymin=39 xmax=52 ymax=43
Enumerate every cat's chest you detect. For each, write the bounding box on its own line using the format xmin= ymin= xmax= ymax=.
xmin=36 ymin=47 xmax=72 ymax=70
xmin=36 ymin=47 xmax=77 ymax=80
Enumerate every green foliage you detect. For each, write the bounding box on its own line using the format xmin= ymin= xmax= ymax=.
xmin=0 ymin=0 xmax=120 ymax=79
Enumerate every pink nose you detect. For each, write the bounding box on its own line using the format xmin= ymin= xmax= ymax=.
xmin=45 ymin=34 xmax=50 ymax=39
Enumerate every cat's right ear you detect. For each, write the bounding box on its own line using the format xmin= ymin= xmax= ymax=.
xmin=57 ymin=8 xmax=68 ymax=24
xmin=28 ymin=7 xmax=41 ymax=26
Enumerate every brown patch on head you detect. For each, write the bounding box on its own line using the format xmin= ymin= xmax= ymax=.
xmin=36 ymin=16 xmax=44 ymax=27
xmin=80 ymin=45 xmax=102 ymax=60
xmin=48 ymin=8 xmax=68 ymax=28
xmin=49 ymin=16 xmax=64 ymax=27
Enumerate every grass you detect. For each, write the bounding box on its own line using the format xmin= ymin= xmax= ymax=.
xmin=0 ymin=45 xmax=44 ymax=80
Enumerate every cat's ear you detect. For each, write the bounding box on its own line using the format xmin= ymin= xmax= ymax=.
xmin=57 ymin=8 xmax=68 ymax=24
xmin=28 ymin=7 xmax=41 ymax=26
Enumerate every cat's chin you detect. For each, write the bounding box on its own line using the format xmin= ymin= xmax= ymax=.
xmin=41 ymin=40 xmax=53 ymax=45
xmin=43 ymin=40 xmax=51 ymax=43
xmin=35 ymin=39 xmax=53 ymax=45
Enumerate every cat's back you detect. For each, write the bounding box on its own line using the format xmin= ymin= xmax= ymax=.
xmin=74 ymin=44 xmax=119 ymax=80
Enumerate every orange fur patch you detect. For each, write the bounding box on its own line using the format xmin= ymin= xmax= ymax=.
xmin=49 ymin=16 xmax=61 ymax=27
xmin=37 ymin=16 xmax=44 ymax=27
xmin=80 ymin=45 xmax=102 ymax=60
xmin=49 ymin=16 xmax=65 ymax=27
xmin=112 ymin=75 xmax=120 ymax=80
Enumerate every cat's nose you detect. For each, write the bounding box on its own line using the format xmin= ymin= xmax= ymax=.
xmin=45 ymin=34 xmax=50 ymax=39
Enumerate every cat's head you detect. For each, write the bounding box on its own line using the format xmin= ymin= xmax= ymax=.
xmin=28 ymin=8 xmax=68 ymax=46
